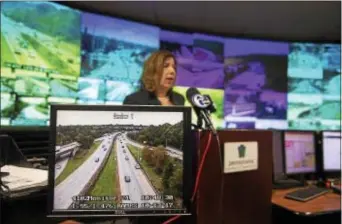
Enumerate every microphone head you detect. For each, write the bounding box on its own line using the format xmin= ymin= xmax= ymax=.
xmin=186 ymin=87 xmax=211 ymax=109
xmin=185 ymin=87 xmax=200 ymax=103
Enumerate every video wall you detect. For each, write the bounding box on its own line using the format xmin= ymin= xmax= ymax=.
xmin=1 ymin=1 xmax=341 ymax=130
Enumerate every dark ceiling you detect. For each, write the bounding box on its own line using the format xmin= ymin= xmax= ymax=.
xmin=60 ymin=1 xmax=341 ymax=43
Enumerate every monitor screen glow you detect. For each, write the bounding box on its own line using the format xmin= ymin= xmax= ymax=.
xmin=322 ymin=131 xmax=341 ymax=171
xmin=284 ymin=131 xmax=316 ymax=174
xmin=48 ymin=105 xmax=192 ymax=217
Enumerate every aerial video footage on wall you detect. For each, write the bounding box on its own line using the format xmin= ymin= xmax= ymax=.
xmin=191 ymin=33 xmax=225 ymax=89
xmin=320 ymin=44 xmax=341 ymax=130
xmin=80 ymin=12 xmax=160 ymax=104
xmin=53 ymin=110 xmax=185 ymax=214
xmin=160 ymin=30 xmax=194 ymax=88
xmin=0 ymin=1 xmax=81 ymax=126
xmin=287 ymin=43 xmax=341 ymax=130
xmin=1 ymin=1 xmax=340 ymax=131
xmin=223 ymin=38 xmax=289 ymax=130
xmin=160 ymin=31 xmax=225 ymax=129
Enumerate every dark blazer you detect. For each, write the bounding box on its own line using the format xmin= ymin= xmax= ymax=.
xmin=123 ymin=89 xmax=185 ymax=106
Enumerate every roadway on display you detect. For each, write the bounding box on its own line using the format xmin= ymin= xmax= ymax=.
xmin=116 ymin=135 xmax=160 ymax=206
xmin=54 ymin=134 xmax=116 ymax=209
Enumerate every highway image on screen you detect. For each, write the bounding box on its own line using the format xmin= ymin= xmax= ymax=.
xmin=1 ymin=2 xmax=81 ymax=77
xmin=188 ymin=34 xmax=225 ymax=89
xmin=287 ymin=43 xmax=341 ymax=130
xmin=288 ymin=78 xmax=323 ymax=95
xmin=80 ymin=12 xmax=159 ymax=102
xmin=49 ymin=78 xmax=78 ymax=99
xmin=14 ymin=74 xmax=50 ymax=97
xmin=0 ymin=72 xmax=15 ymax=93
xmin=323 ymin=70 xmax=340 ymax=96
xmin=160 ymin=31 xmax=226 ymax=89
xmin=1 ymin=93 xmax=16 ymax=119
xmin=53 ymin=110 xmax=184 ymax=211
xmin=223 ymin=39 xmax=289 ymax=130
xmin=105 ymin=80 xmax=134 ymax=103
xmin=77 ymin=78 xmax=106 ymax=101
xmin=322 ymin=44 xmax=341 ymax=72
xmin=12 ymin=97 xmax=49 ymax=126
xmin=159 ymin=30 xmax=195 ymax=88
xmin=287 ymin=61 xmax=340 ymax=130
xmin=224 ymin=88 xmax=258 ymax=126
xmin=287 ymin=43 xmax=324 ymax=79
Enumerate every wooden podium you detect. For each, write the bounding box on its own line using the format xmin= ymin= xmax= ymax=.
xmin=195 ymin=130 xmax=273 ymax=224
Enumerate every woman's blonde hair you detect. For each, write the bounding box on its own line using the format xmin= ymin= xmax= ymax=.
xmin=141 ymin=50 xmax=176 ymax=92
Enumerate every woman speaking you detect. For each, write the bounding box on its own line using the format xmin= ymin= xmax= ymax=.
xmin=123 ymin=50 xmax=185 ymax=106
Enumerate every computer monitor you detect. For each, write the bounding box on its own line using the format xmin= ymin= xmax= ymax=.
xmin=272 ymin=131 xmax=285 ymax=179
xmin=283 ymin=131 xmax=316 ymax=175
xmin=322 ymin=131 xmax=341 ymax=172
xmin=47 ymin=104 xmax=193 ymax=218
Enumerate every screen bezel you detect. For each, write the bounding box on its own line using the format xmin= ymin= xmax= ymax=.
xmin=321 ymin=131 xmax=341 ymax=173
xmin=282 ymin=130 xmax=317 ymax=175
xmin=47 ymin=104 xmax=194 ymax=217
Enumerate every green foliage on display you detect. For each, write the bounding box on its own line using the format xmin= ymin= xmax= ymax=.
xmin=127 ymin=121 xmax=183 ymax=150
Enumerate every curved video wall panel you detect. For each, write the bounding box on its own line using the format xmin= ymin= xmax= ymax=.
xmin=0 ymin=1 xmax=340 ymax=131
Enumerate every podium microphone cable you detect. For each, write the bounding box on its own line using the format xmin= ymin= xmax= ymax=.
xmin=163 ymin=129 xmax=224 ymax=224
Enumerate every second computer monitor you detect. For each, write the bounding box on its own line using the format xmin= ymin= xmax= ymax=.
xmin=284 ymin=131 xmax=316 ymax=175
xmin=322 ymin=131 xmax=341 ymax=172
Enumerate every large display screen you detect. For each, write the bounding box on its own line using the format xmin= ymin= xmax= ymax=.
xmin=1 ymin=1 xmax=81 ymax=126
xmin=160 ymin=30 xmax=194 ymax=88
xmin=224 ymin=39 xmax=289 ymax=130
xmin=1 ymin=1 xmax=340 ymax=132
xmin=48 ymin=105 xmax=192 ymax=217
xmin=80 ymin=12 xmax=160 ymax=104
xmin=287 ymin=43 xmax=341 ymax=131
xmin=160 ymin=31 xmax=225 ymax=129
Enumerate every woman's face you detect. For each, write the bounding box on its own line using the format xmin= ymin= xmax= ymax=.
xmin=158 ymin=57 xmax=176 ymax=91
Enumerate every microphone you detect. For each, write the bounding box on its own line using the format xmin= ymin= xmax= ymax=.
xmin=186 ymin=87 xmax=217 ymax=135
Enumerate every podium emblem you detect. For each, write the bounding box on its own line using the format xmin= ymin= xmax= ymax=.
xmin=238 ymin=145 xmax=246 ymax=158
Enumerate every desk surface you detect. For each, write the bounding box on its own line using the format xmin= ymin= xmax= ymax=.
xmin=272 ymin=187 xmax=341 ymax=216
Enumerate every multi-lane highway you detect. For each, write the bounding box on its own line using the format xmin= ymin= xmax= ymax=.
xmin=86 ymin=49 xmax=142 ymax=82
xmin=1 ymin=13 xmax=79 ymax=75
xmin=54 ymin=134 xmax=116 ymax=210
xmin=1 ymin=13 xmax=48 ymax=68
xmin=123 ymin=133 xmax=183 ymax=160
xmin=116 ymin=135 xmax=161 ymax=207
